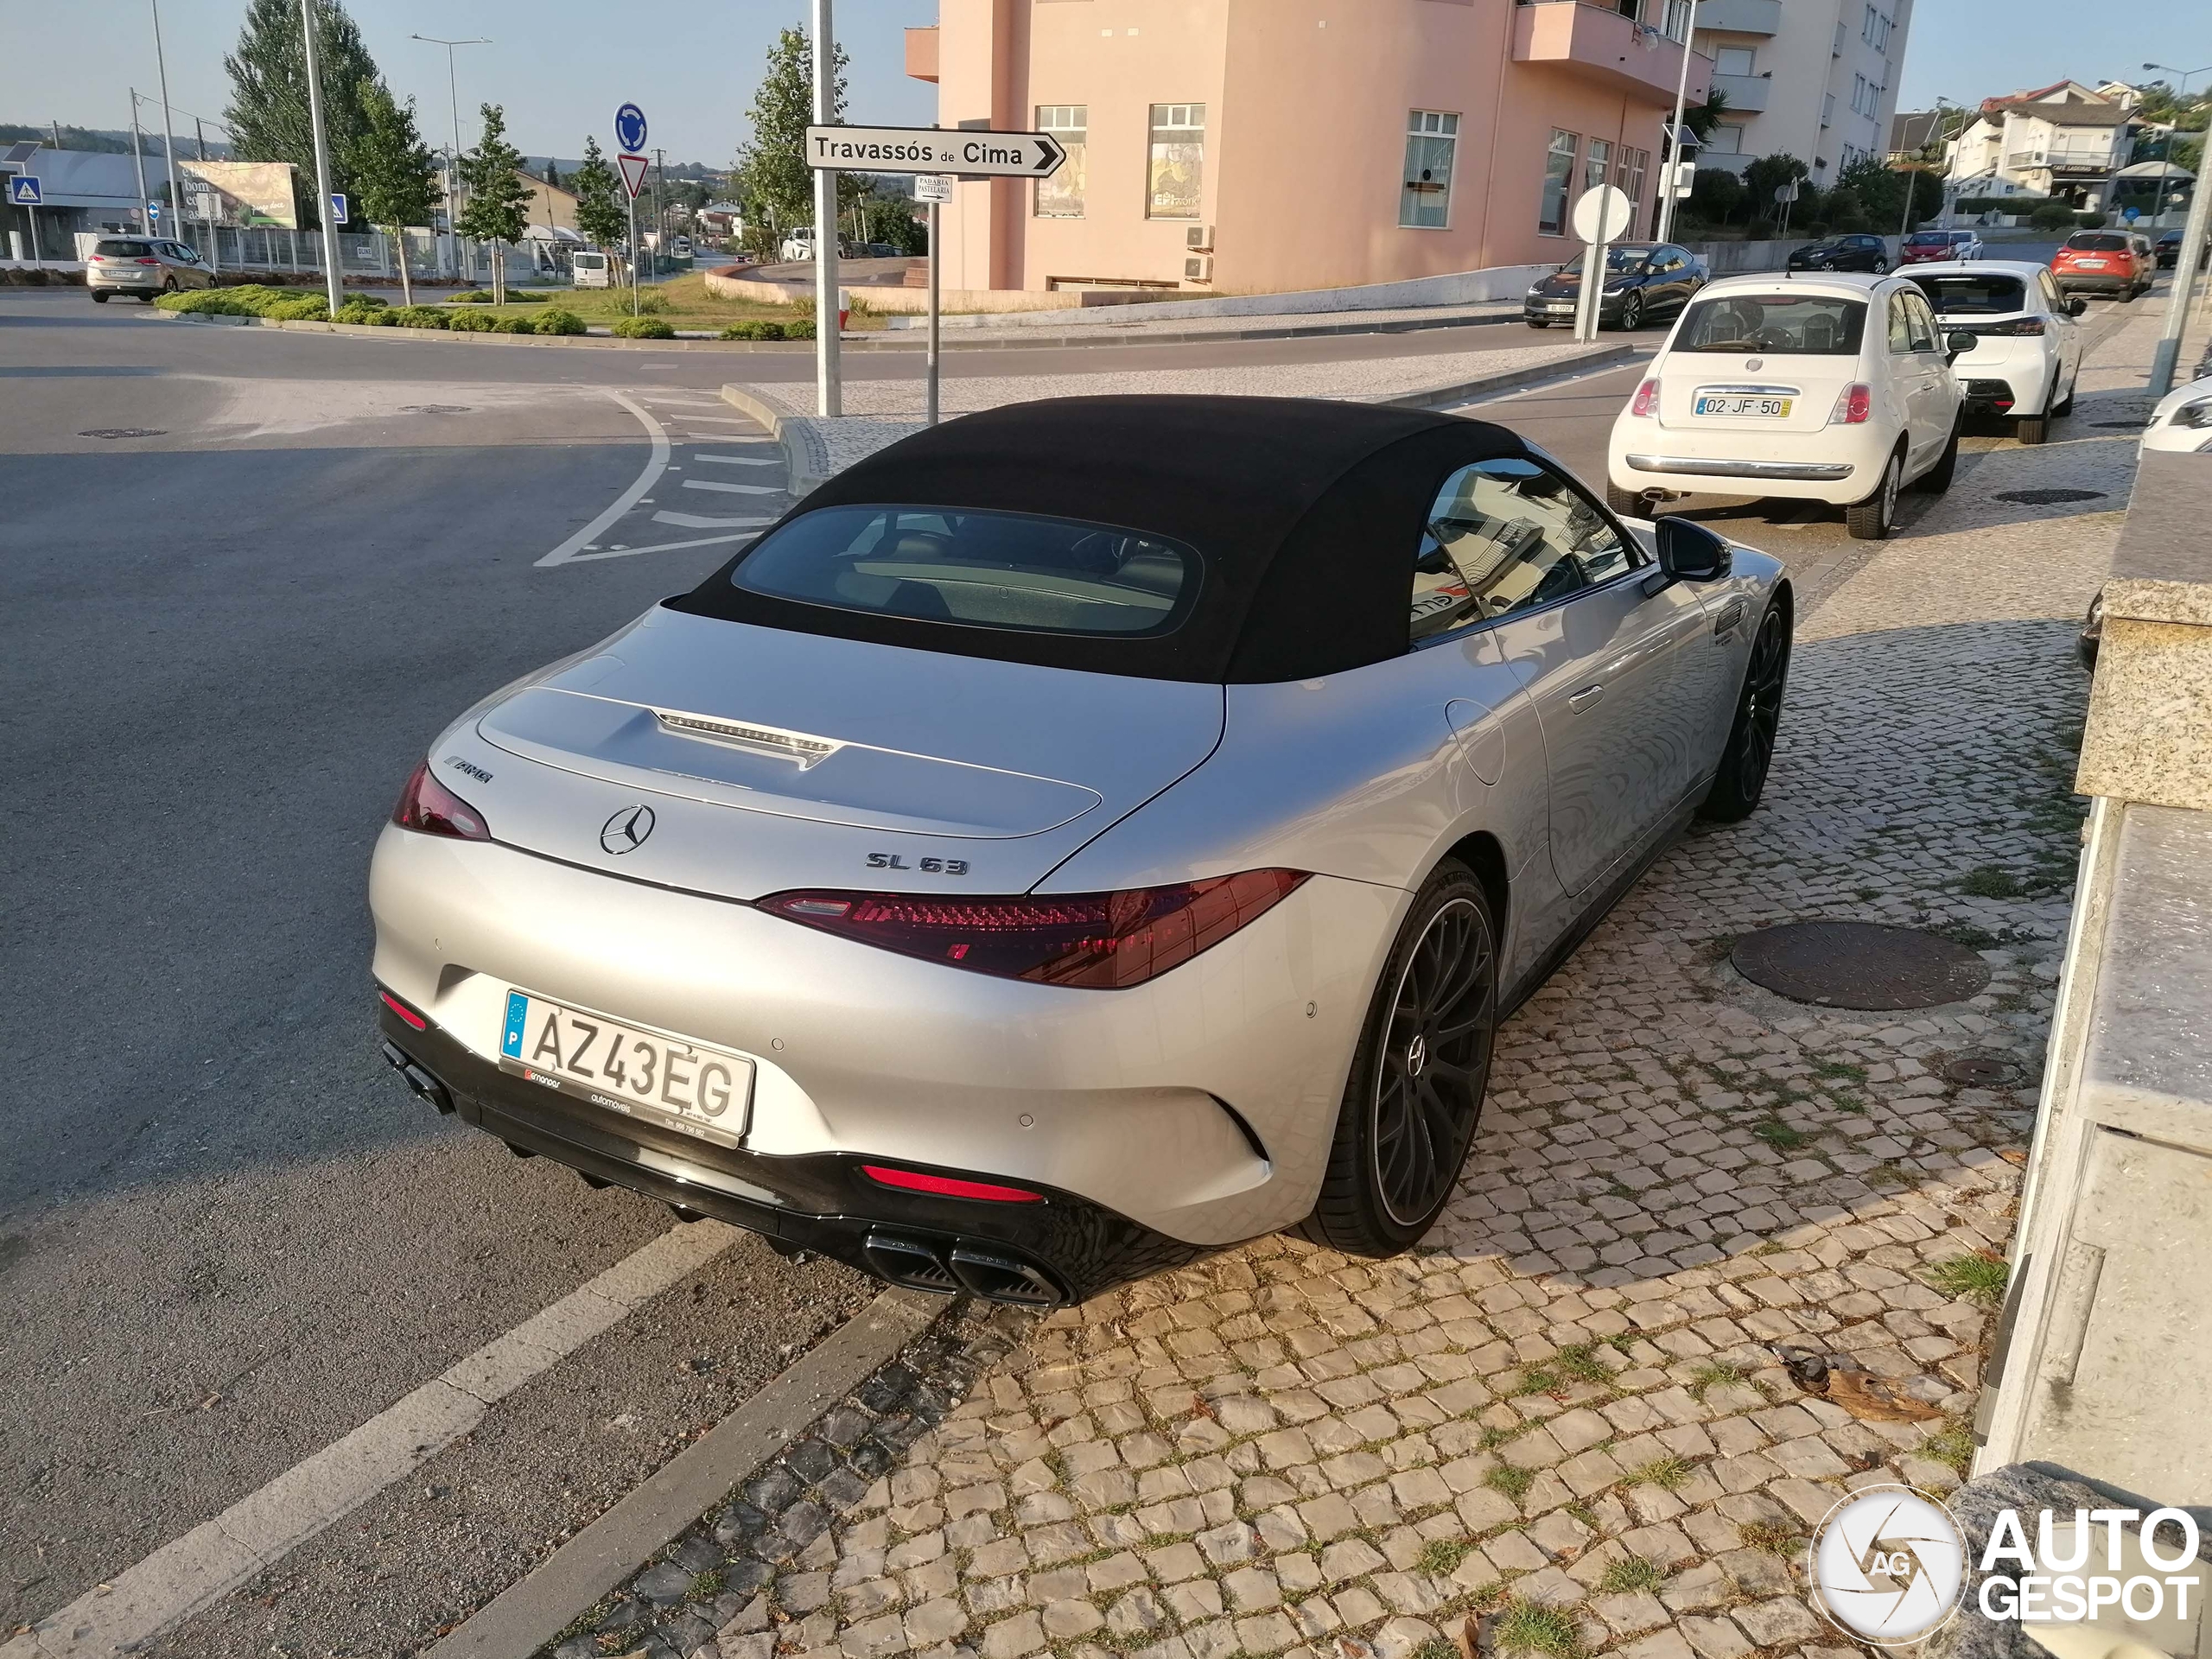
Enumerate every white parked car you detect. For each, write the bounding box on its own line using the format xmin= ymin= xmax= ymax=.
xmin=779 ymin=226 xmax=817 ymax=263
xmin=571 ymin=250 xmax=613 ymax=289
xmin=2142 ymin=371 xmax=2212 ymax=454
xmin=1904 ymin=261 xmax=2085 ymax=445
xmin=1607 ymin=272 xmax=1973 ymax=540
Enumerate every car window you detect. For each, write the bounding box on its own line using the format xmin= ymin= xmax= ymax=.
xmin=94 ymin=238 xmax=151 ymax=257
xmin=1411 ymin=456 xmax=1636 ymax=641
xmin=730 ymin=505 xmax=1200 ymax=637
xmin=1677 ymin=292 xmax=1866 ymax=354
xmin=1887 ymin=292 xmax=1915 ymax=353
xmin=2038 ymin=270 xmax=2063 ymax=310
xmin=2066 ymin=233 xmax=2128 ymax=251
xmin=1908 ymin=273 xmax=2024 ymax=314
xmin=1904 ymin=291 xmax=1940 ymax=352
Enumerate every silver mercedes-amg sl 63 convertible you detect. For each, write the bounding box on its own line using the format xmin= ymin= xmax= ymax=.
xmin=372 ymin=396 xmax=1790 ymax=1306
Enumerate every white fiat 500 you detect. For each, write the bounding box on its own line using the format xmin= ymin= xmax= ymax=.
xmin=1608 ymin=272 xmax=1974 ymax=539
xmin=1905 ymin=261 xmax=2085 ymax=445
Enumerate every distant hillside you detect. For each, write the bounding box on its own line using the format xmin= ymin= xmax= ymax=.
xmin=0 ymin=123 xmax=232 ymax=159
xmin=524 ymin=156 xmax=723 ymax=183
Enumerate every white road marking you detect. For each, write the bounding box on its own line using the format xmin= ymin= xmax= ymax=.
xmin=683 ymin=478 xmax=780 ymax=496
xmin=536 ymin=391 xmax=670 ymax=568
xmin=563 ymin=531 xmax=763 ymax=562
xmin=2 ymin=1224 xmax=740 ymax=1659
xmin=653 ymin=510 xmax=779 ymax=530
xmin=692 ymin=454 xmax=780 ymax=467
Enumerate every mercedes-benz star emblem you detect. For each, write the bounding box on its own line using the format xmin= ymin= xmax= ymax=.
xmin=1745 ymin=357 xmax=1764 ymax=371
xmin=1407 ymin=1033 xmax=1428 ymax=1077
xmin=600 ymin=804 xmax=655 ymax=855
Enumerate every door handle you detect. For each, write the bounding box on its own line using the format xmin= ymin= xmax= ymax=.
xmin=1567 ymin=684 xmax=1605 ymax=712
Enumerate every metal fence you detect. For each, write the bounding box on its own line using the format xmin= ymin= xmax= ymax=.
xmin=71 ymin=225 xmax=548 ymax=283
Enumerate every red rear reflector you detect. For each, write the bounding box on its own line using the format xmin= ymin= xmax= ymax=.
xmin=391 ymin=760 xmax=492 ymax=842
xmin=862 ymin=1165 xmax=1043 ymax=1203
xmin=379 ymin=990 xmax=428 ymax=1030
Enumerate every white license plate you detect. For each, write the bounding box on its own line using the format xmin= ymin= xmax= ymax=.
xmin=1547 ymin=302 xmax=1575 ymax=313
xmin=499 ymin=990 xmax=754 ymax=1147
xmin=1695 ymin=394 xmax=1793 ymax=418
xmin=2076 ymin=260 xmax=2107 ymax=269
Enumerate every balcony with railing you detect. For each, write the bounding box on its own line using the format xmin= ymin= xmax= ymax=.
xmin=1713 ymin=71 xmax=1771 ymax=112
xmin=1694 ymin=0 xmax=1782 ymax=35
xmin=1512 ymin=1 xmax=1713 ymax=102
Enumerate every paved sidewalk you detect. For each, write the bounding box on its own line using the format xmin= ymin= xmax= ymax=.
xmin=550 ymin=308 xmax=2171 ymax=1659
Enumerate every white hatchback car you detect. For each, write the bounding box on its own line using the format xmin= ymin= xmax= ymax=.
xmin=2142 ymin=371 xmax=2212 ymax=454
xmin=1608 ymin=272 xmax=1973 ymax=539
xmin=1904 ymin=262 xmax=2084 ymax=444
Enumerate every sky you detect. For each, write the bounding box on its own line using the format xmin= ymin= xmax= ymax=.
xmin=0 ymin=0 xmax=2202 ymax=168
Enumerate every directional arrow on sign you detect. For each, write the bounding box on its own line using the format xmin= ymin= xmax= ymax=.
xmin=803 ymin=124 xmax=1065 ymax=179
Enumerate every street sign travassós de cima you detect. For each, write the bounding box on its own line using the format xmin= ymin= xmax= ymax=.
xmin=803 ymin=124 xmax=1065 ymax=179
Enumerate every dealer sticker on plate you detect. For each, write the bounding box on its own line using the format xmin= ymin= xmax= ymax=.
xmin=499 ymin=989 xmax=754 ymax=1148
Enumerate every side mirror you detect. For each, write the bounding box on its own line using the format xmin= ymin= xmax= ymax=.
xmin=1654 ymin=516 xmax=1732 ymax=582
xmin=2068 ymin=297 xmax=2088 ymax=317
xmin=1945 ymin=330 xmax=1977 ymax=362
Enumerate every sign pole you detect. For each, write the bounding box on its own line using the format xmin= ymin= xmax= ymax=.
xmin=927 ymin=198 xmax=941 ymax=426
xmin=2149 ymin=155 xmax=2212 ymax=397
xmin=811 ymin=0 xmax=842 ymax=418
xmin=299 ymin=0 xmax=345 ymax=314
xmin=627 ymin=191 xmax=639 ymax=316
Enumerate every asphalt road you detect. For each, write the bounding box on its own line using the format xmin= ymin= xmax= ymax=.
xmin=0 ymin=274 xmax=2145 ymax=1653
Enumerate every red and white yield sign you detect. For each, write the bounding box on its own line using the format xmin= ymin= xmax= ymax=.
xmin=616 ymin=153 xmax=651 ymax=198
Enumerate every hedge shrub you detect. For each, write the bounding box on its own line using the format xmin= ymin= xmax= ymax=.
xmin=391 ymin=305 xmax=452 ymax=329
xmin=720 ymin=320 xmax=787 ymax=340
xmin=493 ymin=314 xmax=537 ymax=334
xmin=533 ymin=308 xmax=586 ymax=335
xmin=785 ymin=318 xmax=817 ymax=340
xmin=611 ymin=315 xmax=677 ymax=339
xmin=446 ymin=308 xmax=498 ymax=332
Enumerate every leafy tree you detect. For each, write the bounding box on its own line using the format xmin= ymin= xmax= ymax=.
xmin=570 ymin=136 xmax=627 ymax=249
xmin=353 ymin=81 xmax=438 ymax=304
xmin=1833 ymin=155 xmax=1917 ymax=232
xmin=1685 ymin=167 xmax=1745 ymax=227
xmin=1743 ymin=153 xmax=1810 ymax=229
xmin=223 ymin=0 xmax=382 ymax=228
xmin=1682 ymin=87 xmax=1732 ymax=144
xmin=734 ymin=26 xmax=859 ymax=248
xmin=455 ymin=104 xmax=532 ymax=302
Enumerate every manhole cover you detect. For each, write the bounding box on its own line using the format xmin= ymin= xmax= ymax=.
xmin=2090 ymin=420 xmax=2142 ymax=429
xmin=1731 ymin=922 xmax=1992 ymax=1010
xmin=1993 ymin=487 xmax=2106 ymax=505
xmin=400 ymin=404 xmax=472 ymax=414
xmin=1944 ymin=1051 xmax=2028 ymax=1088
xmin=79 ymin=428 xmax=167 ymax=439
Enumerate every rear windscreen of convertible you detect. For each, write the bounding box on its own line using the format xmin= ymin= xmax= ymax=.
xmin=731 ymin=505 xmax=1200 ymax=637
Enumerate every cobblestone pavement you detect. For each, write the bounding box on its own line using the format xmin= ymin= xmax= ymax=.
xmin=543 ymin=308 xmax=2176 ymax=1659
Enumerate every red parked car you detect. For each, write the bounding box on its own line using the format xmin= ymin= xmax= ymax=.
xmin=2052 ymin=231 xmax=2156 ymax=301
xmin=1901 ymin=230 xmax=1985 ymax=264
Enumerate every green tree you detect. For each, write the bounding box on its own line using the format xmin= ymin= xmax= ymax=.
xmin=223 ymin=0 xmax=382 ymax=228
xmin=733 ymin=26 xmax=855 ymax=250
xmin=1832 ymin=155 xmax=1916 ymax=232
xmin=353 ymin=80 xmax=438 ymax=304
xmin=570 ymin=135 xmax=626 ymax=249
xmin=455 ymin=103 xmax=532 ymax=302
xmin=1685 ymin=167 xmax=1745 ymax=228
xmin=1743 ymin=153 xmax=1810 ymax=230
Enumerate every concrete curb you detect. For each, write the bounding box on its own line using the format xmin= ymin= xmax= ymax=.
xmin=1370 ymin=340 xmax=1634 ymax=410
xmin=416 ymin=1287 xmax=944 ymax=1659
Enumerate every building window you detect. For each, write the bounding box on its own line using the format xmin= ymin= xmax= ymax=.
xmin=1400 ymin=110 xmax=1459 ymax=229
xmin=1035 ymin=106 xmax=1087 ymax=217
xmin=1540 ymin=130 xmax=1579 ymax=234
xmin=1616 ymin=145 xmax=1650 ymax=212
xmin=1860 ymin=4 xmax=1890 ymax=49
xmin=1713 ymin=46 xmax=1755 ymax=76
xmin=1585 ymin=137 xmax=1612 ymax=198
xmin=1706 ymin=124 xmax=1743 ymax=154
xmin=1147 ymin=103 xmax=1205 ymax=219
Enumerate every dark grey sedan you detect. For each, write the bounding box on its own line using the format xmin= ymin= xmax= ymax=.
xmin=1523 ymin=243 xmax=1708 ymax=331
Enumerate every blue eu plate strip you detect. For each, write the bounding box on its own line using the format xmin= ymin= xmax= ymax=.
xmin=502 ymin=991 xmax=529 ymax=1058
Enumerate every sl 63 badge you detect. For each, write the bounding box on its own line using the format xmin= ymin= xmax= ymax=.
xmin=868 ymin=852 xmax=969 ymax=875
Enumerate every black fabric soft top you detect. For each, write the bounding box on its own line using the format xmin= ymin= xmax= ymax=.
xmin=667 ymin=395 xmax=1529 ymax=683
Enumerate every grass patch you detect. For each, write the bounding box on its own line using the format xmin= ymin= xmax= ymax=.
xmin=1510 ymin=1366 xmax=1561 ymax=1398
xmin=1419 ymin=1538 xmax=1476 ymax=1576
xmin=1961 ymin=866 xmax=2026 ymax=899
xmin=1552 ymin=1344 xmax=1611 ymax=1385
xmin=1943 ymin=923 xmax=2002 ymax=950
xmin=1414 ymin=1643 xmax=1461 ymax=1659
xmin=1622 ymin=1455 xmax=1689 ymax=1491
xmin=1688 ymin=1363 xmax=1749 ymax=1400
xmin=1485 ymin=1463 xmax=1536 ymax=1503
xmin=1752 ymin=1120 xmax=1811 ymax=1151
xmin=689 ymin=1568 xmax=722 ymax=1600
xmin=1491 ymin=1596 xmax=1583 ymax=1659
xmin=1740 ymin=1520 xmax=1804 ymax=1555
xmin=1920 ymin=1421 xmax=1976 ymax=1474
xmin=1477 ymin=1424 xmax=1521 ymax=1452
xmin=1598 ymin=1554 xmax=1663 ymax=1594
xmin=1811 ymin=1058 xmax=1868 ymax=1083
xmin=1923 ymin=1250 xmax=2010 ymax=1306
xmin=458 ymin=271 xmax=887 ymax=332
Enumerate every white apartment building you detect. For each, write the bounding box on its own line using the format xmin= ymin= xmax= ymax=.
xmin=1687 ymin=0 xmax=1912 ymax=184
xmin=1944 ymin=82 xmax=2139 ymax=213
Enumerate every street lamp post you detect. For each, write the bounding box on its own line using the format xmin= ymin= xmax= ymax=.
xmin=1654 ymin=0 xmax=1706 ymax=245
xmin=411 ymin=34 xmax=491 ymax=278
xmin=299 ymin=0 xmax=343 ymax=312
xmin=149 ymin=0 xmax=184 ymax=248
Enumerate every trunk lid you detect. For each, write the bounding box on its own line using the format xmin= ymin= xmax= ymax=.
xmin=460 ymin=605 xmax=1224 ymax=900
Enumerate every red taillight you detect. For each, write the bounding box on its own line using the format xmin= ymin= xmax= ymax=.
xmin=1829 ymin=383 xmax=1873 ymax=425
xmin=761 ymin=869 xmax=1310 ymax=989
xmin=378 ymin=989 xmax=428 ymax=1030
xmin=1982 ymin=317 xmax=2045 ymax=336
xmin=861 ymin=1165 xmax=1043 ymax=1203
xmin=391 ymin=760 xmax=491 ymax=842
xmin=1629 ymin=378 xmax=1660 ymax=417
xmin=136 ymin=257 xmax=162 ymax=266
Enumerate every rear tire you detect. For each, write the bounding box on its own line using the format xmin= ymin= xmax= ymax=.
xmin=1698 ymin=601 xmax=1790 ymax=823
xmin=1605 ymin=481 xmax=1649 ymax=518
xmin=1617 ymin=292 xmax=1643 ymax=332
xmin=1872 ymin=257 xmax=1890 ymax=274
xmin=2053 ymin=373 xmax=2075 ymax=416
xmin=1527 ymin=319 xmax=1550 ymax=329
xmin=92 ymin=291 xmax=111 ymax=303
xmin=1846 ymin=450 xmax=1901 ymax=539
xmin=1301 ymin=862 xmax=1497 ymax=1257
xmin=1914 ymin=419 xmax=1960 ymax=493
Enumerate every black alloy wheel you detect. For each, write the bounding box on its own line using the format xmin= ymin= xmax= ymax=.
xmin=1304 ymin=862 xmax=1497 ymax=1255
xmin=1872 ymin=257 xmax=1890 ymax=274
xmin=1698 ymin=602 xmax=1790 ymax=823
xmin=1618 ymin=291 xmax=1644 ymax=331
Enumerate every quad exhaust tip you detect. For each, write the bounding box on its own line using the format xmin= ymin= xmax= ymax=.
xmin=381 ymin=1041 xmax=454 ymax=1116
xmin=864 ymin=1233 xmax=1063 ymax=1308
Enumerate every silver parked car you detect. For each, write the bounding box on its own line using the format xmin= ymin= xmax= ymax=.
xmin=86 ymin=236 xmax=216 ymax=302
xmin=371 ymin=397 xmax=1791 ymax=1305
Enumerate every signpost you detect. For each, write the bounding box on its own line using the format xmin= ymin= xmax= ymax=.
xmin=1570 ymin=185 xmax=1634 ymax=343
xmin=804 ymin=125 xmax=1067 ymax=423
xmin=329 ymin=192 xmax=348 ymax=226
xmin=10 ymin=174 xmax=41 ymax=261
xmin=613 ymin=106 xmax=650 ymax=317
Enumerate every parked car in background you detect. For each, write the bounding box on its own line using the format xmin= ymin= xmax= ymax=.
xmin=2141 ymin=371 xmax=2212 ymax=454
xmin=779 ymin=226 xmax=817 ymax=262
xmin=2154 ymin=228 xmax=2209 ymax=269
xmin=1608 ymin=272 xmax=1972 ymax=539
xmin=1786 ymin=233 xmax=1891 ymax=273
xmin=2053 ymin=230 xmax=2155 ymax=300
xmin=85 ymin=237 xmax=216 ymax=302
xmin=571 ymin=250 xmax=613 ymax=289
xmin=1522 ymin=242 xmax=1708 ymax=331
xmin=1900 ymin=229 xmax=1986 ymax=264
xmin=671 ymin=236 xmax=693 ymax=259
xmin=1904 ymin=262 xmax=2084 ymax=444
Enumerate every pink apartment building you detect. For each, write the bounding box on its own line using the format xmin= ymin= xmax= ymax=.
xmin=906 ymin=0 xmax=1711 ymax=295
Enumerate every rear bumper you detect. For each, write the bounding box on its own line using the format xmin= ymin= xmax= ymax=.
xmin=2055 ymin=272 xmax=2133 ymax=294
xmin=1621 ymin=454 xmax=1855 ymax=482
xmin=377 ymin=1001 xmax=1196 ymax=1304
